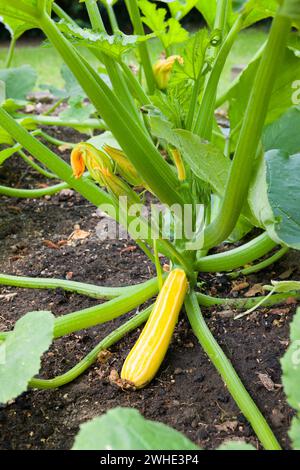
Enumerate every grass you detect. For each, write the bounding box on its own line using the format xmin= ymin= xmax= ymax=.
xmin=0 ymin=28 xmax=268 ymax=94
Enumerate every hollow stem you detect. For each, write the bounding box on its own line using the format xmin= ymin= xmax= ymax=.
xmin=203 ymin=13 xmax=291 ymax=248
xmin=228 ymin=246 xmax=289 ymax=279
xmin=29 ymin=305 xmax=152 ymax=389
xmin=5 ymin=37 xmax=16 ymax=68
xmin=195 ymin=232 xmax=277 ymax=272
xmin=196 ymin=290 xmax=300 ymax=309
xmin=17 ymin=114 xmax=107 ymax=130
xmin=18 ymin=150 xmax=58 ymax=179
xmin=185 ymin=290 xmax=281 ymax=450
xmin=0 ymin=273 xmax=159 ymax=299
xmin=124 ymin=0 xmax=155 ymax=94
xmin=0 ymin=182 xmax=69 ymax=198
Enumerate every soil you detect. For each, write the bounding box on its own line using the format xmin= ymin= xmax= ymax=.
xmin=0 ymin=126 xmax=299 ymax=451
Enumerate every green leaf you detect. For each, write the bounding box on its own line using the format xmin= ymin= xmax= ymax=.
xmin=88 ymin=131 xmax=120 ymax=150
xmin=169 ymin=0 xmax=199 ymax=20
xmin=60 ymin=96 xmax=95 ymax=121
xmin=0 ymin=65 xmax=37 ymax=101
xmin=139 ymin=0 xmax=188 ymax=49
xmin=57 ymin=19 xmax=152 ymax=60
xmin=73 ymin=408 xmax=200 ymax=450
xmin=196 ymin=0 xmax=217 ymax=29
xmin=264 ymin=280 xmax=300 ymax=293
xmin=0 ymin=126 xmax=14 ymax=146
xmin=266 ymin=150 xmax=300 ymax=249
xmin=0 ymin=146 xmax=18 ymax=165
xmin=0 ymin=311 xmax=54 ymax=404
xmin=228 ymin=48 xmax=300 ymax=129
xmin=281 ymin=307 xmax=300 ymax=412
xmin=289 ymin=416 xmax=300 ymax=450
xmin=218 ymin=441 xmax=256 ymax=450
xmin=0 ymin=15 xmax=29 ymax=39
xmin=150 ymin=116 xmax=230 ymax=196
xmin=263 ymin=107 xmax=300 ymax=155
xmin=171 ymin=29 xmax=210 ymax=82
xmin=241 ymin=0 xmax=278 ymax=29
xmin=249 ymin=150 xmax=300 ymax=249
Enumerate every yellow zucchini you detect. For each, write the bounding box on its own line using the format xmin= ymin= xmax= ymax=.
xmin=121 ymin=268 xmax=188 ymax=388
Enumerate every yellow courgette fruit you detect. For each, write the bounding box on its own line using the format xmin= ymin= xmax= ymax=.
xmin=121 ymin=268 xmax=188 ymax=388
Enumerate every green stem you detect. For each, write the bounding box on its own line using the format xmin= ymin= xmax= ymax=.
xmin=106 ymin=3 xmax=119 ymax=33
xmin=195 ymin=232 xmax=277 ymax=272
xmin=36 ymin=129 xmax=75 ymax=148
xmin=0 ymin=273 xmax=158 ymax=300
xmin=228 ymin=246 xmax=289 ymax=279
xmin=5 ymin=37 xmax=16 ymax=68
xmin=120 ymin=61 xmax=151 ymax=107
xmin=196 ymin=290 xmax=300 ymax=309
xmin=203 ymin=13 xmax=291 ymax=249
xmin=29 ymin=305 xmax=152 ymax=389
xmin=43 ymin=97 xmax=65 ymax=116
xmin=85 ymin=0 xmax=141 ymax=124
xmin=18 ymin=150 xmax=58 ymax=179
xmin=52 ymin=2 xmax=74 ymax=23
xmin=0 ymin=182 xmax=69 ymax=198
xmin=185 ymin=291 xmax=281 ymax=450
xmin=124 ymin=0 xmax=156 ymax=94
xmin=52 ymin=276 xmax=159 ymax=338
xmin=17 ymin=114 xmax=107 ymax=130
xmin=193 ymin=16 xmax=242 ymax=139
xmin=39 ymin=13 xmax=185 ymax=207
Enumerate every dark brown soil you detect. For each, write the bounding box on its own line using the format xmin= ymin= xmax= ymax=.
xmin=0 ymin=128 xmax=299 ymax=450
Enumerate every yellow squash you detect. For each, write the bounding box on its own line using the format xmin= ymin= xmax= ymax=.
xmin=121 ymin=268 xmax=188 ymax=388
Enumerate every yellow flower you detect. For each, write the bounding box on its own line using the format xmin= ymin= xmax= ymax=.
xmin=70 ymin=143 xmax=113 ymax=185
xmin=153 ymin=55 xmax=184 ymax=90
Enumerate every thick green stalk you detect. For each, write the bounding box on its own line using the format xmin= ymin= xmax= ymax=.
xmin=121 ymin=62 xmax=151 ymax=107
xmin=0 ymin=182 xmax=69 ymax=198
xmin=105 ymin=2 xmax=119 ymax=32
xmin=228 ymin=247 xmax=289 ymax=279
xmin=193 ymin=16 xmax=242 ymax=139
xmin=5 ymin=37 xmax=16 ymax=68
xmin=196 ymin=290 xmax=300 ymax=309
xmin=39 ymin=14 xmax=185 ymax=207
xmin=203 ymin=13 xmax=291 ymax=249
xmin=53 ymin=276 xmax=159 ymax=338
xmin=0 ymin=107 xmax=113 ymax=208
xmin=29 ymin=305 xmax=152 ymax=389
xmin=124 ymin=0 xmax=155 ymax=94
xmin=185 ymin=291 xmax=281 ymax=450
xmin=0 ymin=273 xmax=158 ymax=300
xmin=84 ymin=0 xmax=140 ymax=124
xmin=195 ymin=232 xmax=277 ymax=272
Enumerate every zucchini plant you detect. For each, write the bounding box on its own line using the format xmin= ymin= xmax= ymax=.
xmin=0 ymin=0 xmax=300 ymax=450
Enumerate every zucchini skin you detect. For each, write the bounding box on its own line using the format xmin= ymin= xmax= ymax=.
xmin=121 ymin=268 xmax=188 ymax=388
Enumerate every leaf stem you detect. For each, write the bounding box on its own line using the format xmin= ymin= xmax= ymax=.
xmin=228 ymin=246 xmax=289 ymax=279
xmin=185 ymin=290 xmax=281 ymax=450
xmin=29 ymin=305 xmax=152 ymax=389
xmin=5 ymin=37 xmax=16 ymax=68
xmin=203 ymin=12 xmax=291 ymax=249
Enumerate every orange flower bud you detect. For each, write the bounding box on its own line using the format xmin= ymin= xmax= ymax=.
xmin=70 ymin=146 xmax=86 ymax=179
xmin=153 ymin=55 xmax=184 ymax=90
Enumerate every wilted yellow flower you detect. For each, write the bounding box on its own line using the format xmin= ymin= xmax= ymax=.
xmin=153 ymin=55 xmax=184 ymax=90
xmin=100 ymin=168 xmax=140 ymax=206
xmin=103 ymin=144 xmax=143 ymax=187
xmin=71 ymin=143 xmax=113 ymax=185
xmin=171 ymin=148 xmax=186 ymax=182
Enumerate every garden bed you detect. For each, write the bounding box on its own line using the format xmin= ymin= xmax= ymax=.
xmin=0 ymin=127 xmax=298 ymax=450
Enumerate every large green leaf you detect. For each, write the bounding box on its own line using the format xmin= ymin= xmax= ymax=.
xmin=228 ymin=48 xmax=300 ymax=129
xmin=73 ymin=408 xmax=199 ymax=450
xmin=0 ymin=146 xmax=19 ymax=165
xmin=58 ymin=19 xmax=153 ymax=60
xmin=281 ymin=307 xmax=300 ymax=450
xmin=241 ymin=0 xmax=278 ymax=29
xmin=0 ymin=0 xmax=53 ymax=23
xmin=249 ymin=150 xmax=300 ymax=249
xmin=0 ymin=311 xmax=54 ymax=404
xmin=263 ymin=107 xmax=300 ymax=154
xmin=0 ymin=65 xmax=37 ymax=100
xmin=150 ymin=116 xmax=230 ymax=196
xmin=0 ymin=16 xmax=29 ymax=40
xmin=289 ymin=417 xmax=300 ymax=450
